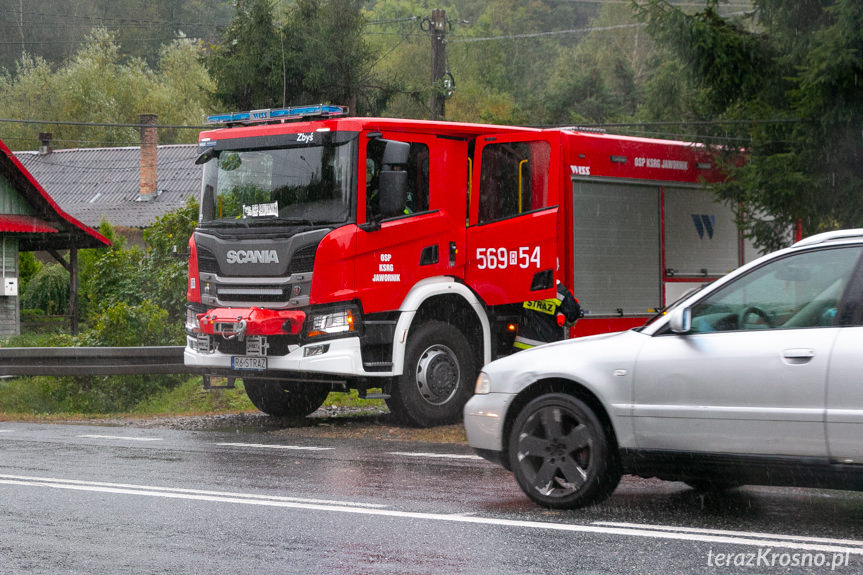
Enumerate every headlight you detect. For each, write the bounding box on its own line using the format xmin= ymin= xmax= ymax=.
xmin=185 ymin=306 xmax=203 ymax=333
xmin=475 ymin=372 xmax=491 ymax=395
xmin=306 ymin=306 xmax=360 ymax=339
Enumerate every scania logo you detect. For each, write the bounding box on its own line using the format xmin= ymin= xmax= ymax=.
xmin=225 ymin=249 xmax=279 ymax=264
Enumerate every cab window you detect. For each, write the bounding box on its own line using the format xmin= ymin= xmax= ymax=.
xmin=478 ymin=141 xmax=550 ymax=224
xmin=366 ymin=140 xmax=429 ymax=219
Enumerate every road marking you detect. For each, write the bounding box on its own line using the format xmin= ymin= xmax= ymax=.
xmin=77 ymin=435 xmax=163 ymax=442
xmin=0 ymin=474 xmax=386 ymax=508
xmin=0 ymin=430 xmax=13 ymax=433
xmin=2 ymin=473 xmax=862 ymax=555
xmin=593 ymin=521 xmax=863 ymax=547
xmin=388 ymin=451 xmax=483 ymax=460
xmin=216 ymin=442 xmax=334 ymax=451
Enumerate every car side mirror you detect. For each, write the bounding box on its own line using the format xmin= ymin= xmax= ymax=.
xmin=669 ymin=306 xmax=691 ymax=334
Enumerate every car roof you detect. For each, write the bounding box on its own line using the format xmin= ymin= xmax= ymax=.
xmin=793 ymin=228 xmax=863 ymax=248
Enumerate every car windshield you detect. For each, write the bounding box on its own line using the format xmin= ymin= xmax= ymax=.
xmin=638 ymin=284 xmax=708 ymax=330
xmin=199 ymin=131 xmax=358 ymax=226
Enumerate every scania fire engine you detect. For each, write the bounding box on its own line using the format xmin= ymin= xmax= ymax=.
xmin=184 ymin=104 xmax=753 ymax=427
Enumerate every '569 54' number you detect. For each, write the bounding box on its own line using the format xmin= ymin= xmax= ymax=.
xmin=475 ymin=246 xmax=540 ymax=270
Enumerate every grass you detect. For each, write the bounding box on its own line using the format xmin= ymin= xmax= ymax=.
xmin=0 ymin=374 xmax=386 ymax=419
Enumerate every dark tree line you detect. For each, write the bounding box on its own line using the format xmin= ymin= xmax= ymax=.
xmin=638 ymin=0 xmax=863 ymax=250
xmin=0 ymin=0 xmax=234 ymax=70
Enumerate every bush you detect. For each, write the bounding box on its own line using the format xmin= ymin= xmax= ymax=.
xmin=18 ymin=251 xmax=42 ymax=294
xmin=142 ymin=196 xmax=199 ymax=322
xmin=20 ymin=263 xmax=69 ymax=315
xmin=0 ymin=373 xmax=187 ymax=414
xmin=80 ymin=300 xmax=183 ymax=347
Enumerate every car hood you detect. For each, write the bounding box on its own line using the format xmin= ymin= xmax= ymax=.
xmin=483 ymin=329 xmax=648 ymax=396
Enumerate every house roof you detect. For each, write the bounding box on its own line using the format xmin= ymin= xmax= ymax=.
xmin=0 ymin=139 xmax=110 ymax=251
xmin=14 ymin=144 xmax=200 ymax=229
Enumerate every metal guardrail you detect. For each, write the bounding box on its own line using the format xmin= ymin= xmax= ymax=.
xmin=0 ymin=346 xmax=194 ymax=377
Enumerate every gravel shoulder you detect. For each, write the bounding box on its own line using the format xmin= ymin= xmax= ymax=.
xmin=6 ymin=406 xmax=469 ymax=445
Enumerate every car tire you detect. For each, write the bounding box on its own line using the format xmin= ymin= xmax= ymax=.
xmin=243 ymin=379 xmax=330 ymax=418
xmin=386 ymin=320 xmax=476 ymax=427
xmin=508 ymin=393 xmax=620 ymax=509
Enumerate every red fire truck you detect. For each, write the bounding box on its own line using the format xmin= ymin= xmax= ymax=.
xmin=184 ymin=105 xmax=753 ymax=426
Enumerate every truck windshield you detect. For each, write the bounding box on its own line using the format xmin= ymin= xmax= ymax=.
xmin=199 ymin=131 xmax=358 ymax=226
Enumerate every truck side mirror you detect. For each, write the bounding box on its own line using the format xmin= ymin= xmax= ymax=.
xmin=382 ymin=139 xmax=409 ymax=166
xmin=377 ymin=140 xmax=409 ymax=218
xmin=379 ymin=170 xmax=407 ymax=217
xmin=668 ymin=306 xmax=692 ymax=334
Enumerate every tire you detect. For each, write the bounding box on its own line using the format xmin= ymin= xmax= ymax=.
xmin=508 ymin=393 xmax=620 ymax=509
xmin=243 ymin=379 xmax=330 ymax=418
xmin=385 ymin=320 xmax=476 ymax=427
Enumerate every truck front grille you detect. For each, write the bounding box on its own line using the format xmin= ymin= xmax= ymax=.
xmin=213 ymin=283 xmax=291 ymax=304
xmin=289 ymin=244 xmax=316 ymax=274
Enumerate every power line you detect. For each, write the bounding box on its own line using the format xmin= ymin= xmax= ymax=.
xmin=0 ymin=118 xmax=205 ymax=130
xmin=449 ymin=22 xmax=646 ymax=43
xmin=0 ymin=115 xmax=804 ymax=136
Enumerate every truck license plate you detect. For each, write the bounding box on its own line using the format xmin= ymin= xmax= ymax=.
xmin=231 ymin=356 xmax=267 ymax=371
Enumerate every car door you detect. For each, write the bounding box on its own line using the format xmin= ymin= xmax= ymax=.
xmin=826 ymin=259 xmax=863 ymax=462
xmin=632 ymin=245 xmax=863 ymax=457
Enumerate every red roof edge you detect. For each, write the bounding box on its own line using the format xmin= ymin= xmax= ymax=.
xmin=0 ymin=139 xmax=110 ymax=247
xmin=0 ymin=214 xmax=59 ymax=233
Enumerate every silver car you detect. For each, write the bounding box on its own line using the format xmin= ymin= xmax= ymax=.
xmin=464 ymin=229 xmax=863 ymax=509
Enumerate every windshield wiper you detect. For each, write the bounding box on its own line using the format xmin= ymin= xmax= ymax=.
xmin=201 ymin=219 xmax=250 ymax=228
xmin=227 ymin=216 xmax=319 ymax=227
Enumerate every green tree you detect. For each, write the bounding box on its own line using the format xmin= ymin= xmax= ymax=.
xmin=142 ymin=196 xmax=200 ymax=322
xmin=637 ymin=0 xmax=863 ymax=250
xmin=20 ymin=263 xmax=69 ymax=315
xmin=287 ymin=0 xmax=374 ymax=112
xmin=204 ymin=0 xmax=286 ymax=110
xmin=0 ymin=28 xmax=211 ymax=151
xmin=77 ymin=220 xmax=124 ymax=320
xmin=17 ymin=251 xmax=42 ymax=294
xmin=206 ymin=0 xmax=380 ymax=113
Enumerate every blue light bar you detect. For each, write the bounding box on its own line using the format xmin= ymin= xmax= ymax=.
xmin=204 ymin=104 xmax=348 ymax=125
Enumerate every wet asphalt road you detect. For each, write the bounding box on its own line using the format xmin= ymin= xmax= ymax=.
xmin=2 ymin=419 xmax=863 ymax=574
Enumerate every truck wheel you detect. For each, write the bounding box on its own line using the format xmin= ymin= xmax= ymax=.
xmin=386 ymin=320 xmax=476 ymax=427
xmin=243 ymin=379 xmax=330 ymax=418
xmin=508 ymin=393 xmax=621 ymax=509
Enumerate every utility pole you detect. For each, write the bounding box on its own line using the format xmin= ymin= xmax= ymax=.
xmin=18 ymin=0 xmax=25 ymax=58
xmin=428 ymin=9 xmax=447 ymax=120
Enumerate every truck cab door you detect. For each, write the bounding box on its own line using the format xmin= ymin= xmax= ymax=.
xmin=466 ymin=133 xmax=560 ymax=305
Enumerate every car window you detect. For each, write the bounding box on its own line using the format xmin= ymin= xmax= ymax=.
xmin=688 ymin=246 xmax=863 ymax=333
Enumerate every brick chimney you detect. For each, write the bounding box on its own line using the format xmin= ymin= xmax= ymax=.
xmin=38 ymin=132 xmax=52 ymax=155
xmin=138 ymin=114 xmax=158 ymax=201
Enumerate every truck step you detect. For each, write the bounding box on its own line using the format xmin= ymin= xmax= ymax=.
xmin=361 ymin=392 xmax=391 ymax=400
xmin=203 ymin=375 xmax=236 ymax=390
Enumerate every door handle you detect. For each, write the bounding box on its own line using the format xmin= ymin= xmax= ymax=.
xmin=782 ymin=348 xmax=815 ymax=364
xmin=783 ymin=348 xmax=815 ymax=359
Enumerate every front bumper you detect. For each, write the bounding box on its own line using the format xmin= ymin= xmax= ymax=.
xmin=184 ymin=335 xmax=384 ymax=378
xmin=463 ymin=392 xmax=517 ymax=454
